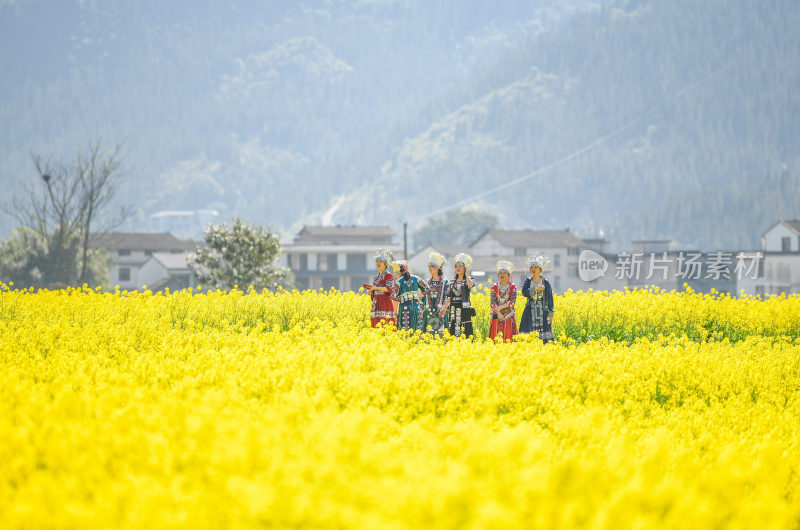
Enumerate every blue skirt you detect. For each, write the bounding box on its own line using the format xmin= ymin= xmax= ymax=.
xmin=396 ymin=301 xmax=423 ymax=331
xmin=519 ymin=302 xmax=553 ymax=342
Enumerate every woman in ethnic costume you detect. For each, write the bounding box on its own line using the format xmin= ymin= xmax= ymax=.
xmin=489 ymin=260 xmax=518 ymax=342
xmin=440 ymin=253 xmax=476 ymax=338
xmin=391 ymin=260 xmax=429 ymax=332
xmin=421 ymin=252 xmax=448 ymax=336
xmin=366 ymin=248 xmax=397 ymax=328
xmin=519 ymin=254 xmax=555 ymax=343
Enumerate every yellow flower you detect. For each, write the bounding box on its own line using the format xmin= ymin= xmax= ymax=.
xmin=1 ymin=286 xmax=799 ymax=528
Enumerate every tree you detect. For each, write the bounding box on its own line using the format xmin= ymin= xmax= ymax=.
xmin=0 ymin=227 xmax=111 ymax=290
xmin=0 ymin=227 xmax=52 ymax=289
xmin=414 ymin=208 xmax=500 ymax=251
xmin=188 ymin=218 xmax=293 ymax=291
xmin=1 ymin=141 xmax=126 ymax=289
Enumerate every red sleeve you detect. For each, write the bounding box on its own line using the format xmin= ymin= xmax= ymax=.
xmin=384 ymin=272 xmax=395 ymax=294
xmin=490 ymin=284 xmax=498 ymax=309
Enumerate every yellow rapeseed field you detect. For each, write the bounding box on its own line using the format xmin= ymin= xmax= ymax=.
xmin=2 ymin=283 xmax=800 ymax=529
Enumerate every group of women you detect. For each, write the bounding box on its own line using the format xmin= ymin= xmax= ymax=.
xmin=365 ymin=248 xmax=555 ymax=343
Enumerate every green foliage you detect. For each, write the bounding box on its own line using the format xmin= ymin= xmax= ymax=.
xmin=1 ymin=141 xmax=122 ymax=290
xmin=328 ymin=0 xmax=800 ymax=250
xmin=414 ymin=208 xmax=499 ymax=250
xmin=0 ymin=0 xmax=591 ymax=236
xmin=0 ymin=227 xmax=109 ymax=290
xmin=1 ymin=0 xmax=798 ymax=250
xmin=189 ymin=218 xmax=293 ymax=292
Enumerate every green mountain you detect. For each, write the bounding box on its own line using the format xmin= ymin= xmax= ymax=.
xmin=1 ymin=0 xmax=798 ymax=250
xmin=328 ymin=0 xmax=800 ymax=250
xmin=0 ymin=0 xmax=594 ymax=236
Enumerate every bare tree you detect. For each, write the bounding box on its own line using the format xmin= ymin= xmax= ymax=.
xmin=2 ymin=141 xmax=129 ymax=287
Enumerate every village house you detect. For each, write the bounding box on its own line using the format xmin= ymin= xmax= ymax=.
xmin=468 ymin=229 xmax=587 ymax=292
xmin=138 ymin=252 xmax=195 ymax=292
xmin=737 ymin=220 xmax=800 ymax=296
xmin=284 ymin=221 xmax=799 ymax=296
xmin=407 ymin=243 xmax=463 ymax=278
xmin=280 ymin=226 xmax=402 ymax=291
xmin=90 ymin=232 xmax=196 ymax=291
xmin=409 ymin=229 xmax=626 ymax=293
xmin=617 ymin=244 xmax=739 ymax=295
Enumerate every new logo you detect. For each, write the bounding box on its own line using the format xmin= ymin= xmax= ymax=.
xmin=579 ymin=250 xmax=608 ymax=282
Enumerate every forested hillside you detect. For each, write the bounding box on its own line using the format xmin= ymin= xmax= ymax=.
xmin=330 ymin=0 xmax=800 ymax=250
xmin=0 ymin=0 xmax=593 ymax=235
xmin=1 ymin=0 xmax=798 ymax=250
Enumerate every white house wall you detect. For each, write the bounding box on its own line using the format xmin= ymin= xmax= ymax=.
xmin=112 ymin=266 xmax=140 ymax=291
xmin=470 ymin=236 xmax=506 ymax=256
xmin=736 ymin=254 xmax=800 ymax=296
xmin=763 ymin=224 xmax=800 ymax=252
xmin=137 ymin=259 xmax=170 ymax=290
xmin=764 ymin=256 xmax=800 ymax=293
xmin=110 ymin=255 xmax=148 ymax=290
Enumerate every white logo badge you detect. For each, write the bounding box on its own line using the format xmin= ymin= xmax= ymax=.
xmin=579 ymin=250 xmax=608 ymax=282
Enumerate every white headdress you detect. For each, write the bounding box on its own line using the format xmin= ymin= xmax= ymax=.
xmin=390 ymin=259 xmax=408 ymax=274
xmin=375 ymin=248 xmax=396 ymax=265
xmin=496 ymin=260 xmax=515 ymax=274
xmin=427 ymin=252 xmax=446 ymax=268
xmin=453 ymin=253 xmax=473 ymax=268
xmin=527 ymin=253 xmax=549 ymax=271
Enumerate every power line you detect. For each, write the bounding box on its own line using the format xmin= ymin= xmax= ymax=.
xmin=423 ymin=108 xmax=657 ymax=219
xmin=419 ymin=57 xmax=737 ymax=223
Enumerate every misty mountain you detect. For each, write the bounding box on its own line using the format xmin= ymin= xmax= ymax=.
xmin=1 ymin=0 xmax=798 ymax=251
xmin=0 ymin=0 xmax=595 ymax=235
xmin=328 ymin=0 xmax=800 ymax=250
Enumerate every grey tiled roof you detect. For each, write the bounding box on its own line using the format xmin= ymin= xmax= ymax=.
xmin=761 ymin=220 xmax=800 ymax=237
xmin=297 ymin=225 xmax=394 ymax=236
xmin=784 ymin=220 xmax=800 ymax=234
xmin=90 ymin=232 xmax=195 ymax=251
xmin=474 ymin=229 xmax=586 ymax=248
xmin=294 ymin=225 xmax=395 ymax=244
xmin=150 ymin=252 xmax=190 ymax=270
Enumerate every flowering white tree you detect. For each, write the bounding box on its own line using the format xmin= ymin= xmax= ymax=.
xmin=188 ymin=218 xmax=293 ymax=291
